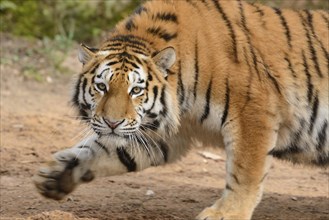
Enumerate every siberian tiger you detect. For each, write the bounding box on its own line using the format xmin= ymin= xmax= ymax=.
xmin=33 ymin=0 xmax=329 ymax=219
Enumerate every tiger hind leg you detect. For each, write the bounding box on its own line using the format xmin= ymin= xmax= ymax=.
xmin=197 ymin=112 xmax=278 ymax=220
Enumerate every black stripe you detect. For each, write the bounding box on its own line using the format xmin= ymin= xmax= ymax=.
xmin=320 ymin=12 xmax=329 ymax=30
xmin=177 ymin=61 xmax=185 ymax=107
xmin=316 ymin=121 xmax=328 ymax=151
xmin=90 ymin=63 xmax=100 ymax=74
xmin=225 ymin=184 xmax=234 ymax=191
xmin=147 ymin=27 xmax=177 ymax=42
xmin=284 ymin=55 xmax=297 ymax=78
xmin=304 ymin=10 xmax=325 ymax=78
xmin=249 ymin=3 xmax=266 ymax=27
xmin=200 ymin=78 xmax=212 ymax=123
xmin=159 ymin=141 xmax=169 ymax=162
xmin=242 ymin=47 xmax=253 ymax=106
xmin=143 ymin=120 xmax=160 ymax=131
xmin=230 ymin=173 xmax=240 ymax=184
xmin=118 ymin=51 xmax=133 ymax=59
xmin=212 ymin=0 xmax=238 ymax=62
xmin=105 ymin=43 xmax=150 ymax=56
xmin=302 ymin=51 xmax=314 ymax=102
xmin=239 ymin=1 xmax=250 ymax=33
xmin=125 ymin=59 xmax=139 ymax=69
xmin=79 ymin=105 xmax=90 ymax=123
xmin=134 ymin=57 xmax=143 ymax=65
xmin=239 ymin=1 xmax=261 ymax=81
xmin=137 ymin=112 xmax=143 ymax=119
xmin=131 ymin=49 xmax=148 ymax=57
xmin=193 ymin=41 xmax=199 ymax=102
xmin=221 ymin=78 xmax=230 ymax=127
xmin=146 ymin=86 xmax=158 ymax=112
xmin=72 ymin=74 xmax=83 ymax=107
xmin=268 ymin=121 xmax=305 ymax=158
xmin=159 ymin=86 xmax=167 ymax=116
xmin=152 ymin=120 xmax=160 ymax=130
xmin=268 ymin=144 xmax=302 ymax=158
xmin=110 ymin=35 xmax=148 ymax=49
xmin=273 ymin=7 xmax=292 ymax=48
xmin=81 ymin=78 xmax=90 ymax=108
xmin=153 ymin=12 xmax=178 ymax=23
xmin=299 ymin=13 xmax=323 ymax=78
xmin=92 ymin=123 xmax=105 ymax=129
xmin=106 ymin=61 xmax=120 ymax=66
xmin=309 ymin=93 xmax=319 ymax=134
xmin=147 ymin=112 xmax=157 ymax=118
xmin=125 ymin=18 xmax=137 ymax=31
xmin=77 ymin=145 xmax=95 ymax=157
xmin=313 ymin=155 xmax=329 ymax=166
xmin=95 ymin=140 xmax=110 ymax=156
xmin=116 ymin=147 xmax=136 ymax=172
xmin=91 ymin=75 xmax=95 ymax=86
xmin=65 ymin=158 xmax=79 ymax=169
xmin=264 ymin=63 xmax=281 ymax=94
xmin=134 ymin=6 xmax=147 ymax=15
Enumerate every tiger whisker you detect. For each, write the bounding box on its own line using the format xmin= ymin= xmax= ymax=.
xmin=135 ymin=130 xmax=157 ymax=165
xmin=140 ymin=125 xmax=166 ymax=142
xmin=139 ymin=129 xmax=165 ymax=161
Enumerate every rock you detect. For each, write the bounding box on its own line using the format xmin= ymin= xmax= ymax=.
xmin=46 ymin=76 xmax=53 ymax=83
xmin=12 ymin=124 xmax=24 ymax=129
xmin=198 ymin=151 xmax=224 ymax=161
xmin=146 ymin=189 xmax=155 ymax=196
xmin=27 ymin=211 xmax=78 ymax=220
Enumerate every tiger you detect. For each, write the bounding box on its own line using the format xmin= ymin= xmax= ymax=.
xmin=33 ymin=0 xmax=329 ymax=219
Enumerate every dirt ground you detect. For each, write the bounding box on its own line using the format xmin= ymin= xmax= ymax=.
xmin=0 ymin=35 xmax=328 ymax=220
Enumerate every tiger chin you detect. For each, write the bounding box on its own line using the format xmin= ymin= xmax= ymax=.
xmin=33 ymin=0 xmax=328 ymax=219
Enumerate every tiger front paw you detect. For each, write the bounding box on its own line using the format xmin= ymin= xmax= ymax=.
xmin=33 ymin=150 xmax=94 ymax=200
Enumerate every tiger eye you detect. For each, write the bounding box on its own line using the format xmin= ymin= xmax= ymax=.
xmin=96 ymin=83 xmax=107 ymax=92
xmin=132 ymin=87 xmax=142 ymax=94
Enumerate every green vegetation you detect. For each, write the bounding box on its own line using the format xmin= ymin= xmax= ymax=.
xmin=0 ymin=0 xmax=143 ymax=44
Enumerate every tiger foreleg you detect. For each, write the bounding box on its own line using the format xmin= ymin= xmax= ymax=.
xmin=197 ymin=113 xmax=277 ymax=220
xmin=33 ymin=134 xmax=183 ymax=200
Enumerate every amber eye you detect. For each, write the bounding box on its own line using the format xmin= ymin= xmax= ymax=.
xmin=131 ymin=87 xmax=143 ymax=95
xmin=96 ymin=83 xmax=107 ymax=92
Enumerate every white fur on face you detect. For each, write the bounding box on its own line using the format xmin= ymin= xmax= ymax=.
xmin=127 ymin=66 xmax=147 ymax=98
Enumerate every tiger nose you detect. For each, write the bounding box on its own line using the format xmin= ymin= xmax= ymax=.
xmin=104 ymin=119 xmax=124 ymax=129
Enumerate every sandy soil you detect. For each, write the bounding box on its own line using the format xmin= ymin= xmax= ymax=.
xmin=0 ymin=35 xmax=328 ymax=220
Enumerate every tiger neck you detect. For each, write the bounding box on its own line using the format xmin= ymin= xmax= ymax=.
xmin=104 ymin=1 xmax=184 ymax=54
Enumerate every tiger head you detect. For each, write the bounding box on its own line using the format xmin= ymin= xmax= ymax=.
xmin=72 ymin=36 xmax=180 ymax=144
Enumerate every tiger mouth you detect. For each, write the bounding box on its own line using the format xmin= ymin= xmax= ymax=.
xmin=93 ymin=128 xmax=136 ymax=140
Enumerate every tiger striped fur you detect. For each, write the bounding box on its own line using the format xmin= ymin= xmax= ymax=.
xmin=34 ymin=0 xmax=328 ymax=219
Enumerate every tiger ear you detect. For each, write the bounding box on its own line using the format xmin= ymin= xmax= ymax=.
xmin=78 ymin=44 xmax=98 ymax=65
xmin=152 ymin=47 xmax=176 ymax=76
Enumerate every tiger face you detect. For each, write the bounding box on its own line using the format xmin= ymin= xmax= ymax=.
xmin=73 ymin=39 xmax=178 ymax=143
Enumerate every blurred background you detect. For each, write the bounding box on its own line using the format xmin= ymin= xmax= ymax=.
xmin=0 ymin=0 xmax=328 ymax=81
